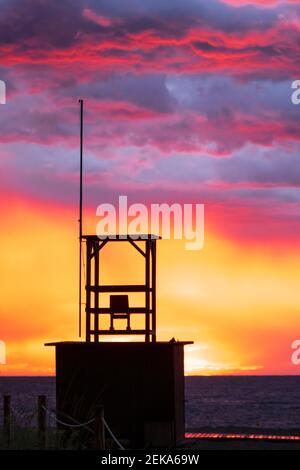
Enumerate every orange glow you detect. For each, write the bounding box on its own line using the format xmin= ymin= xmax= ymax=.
xmin=185 ymin=433 xmax=300 ymax=441
xmin=1 ymin=191 xmax=300 ymax=375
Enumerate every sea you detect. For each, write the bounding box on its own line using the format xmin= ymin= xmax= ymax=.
xmin=1 ymin=376 xmax=300 ymax=432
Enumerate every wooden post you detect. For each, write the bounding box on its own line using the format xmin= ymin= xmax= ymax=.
xmin=38 ymin=395 xmax=46 ymax=449
xmin=151 ymin=240 xmax=157 ymax=342
xmin=94 ymin=241 xmax=99 ymax=342
xmin=145 ymin=240 xmax=150 ymax=343
xmin=86 ymin=239 xmax=91 ymax=342
xmin=3 ymin=395 xmax=11 ymax=448
xmin=94 ymin=405 xmax=105 ymax=450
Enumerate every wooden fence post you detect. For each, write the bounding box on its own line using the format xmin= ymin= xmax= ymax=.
xmin=38 ymin=395 xmax=46 ymax=449
xmin=3 ymin=395 xmax=11 ymax=448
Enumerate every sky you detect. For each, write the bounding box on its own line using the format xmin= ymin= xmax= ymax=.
xmin=0 ymin=0 xmax=300 ymax=375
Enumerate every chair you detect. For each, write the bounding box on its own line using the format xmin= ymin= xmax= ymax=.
xmin=109 ymin=295 xmax=131 ymax=331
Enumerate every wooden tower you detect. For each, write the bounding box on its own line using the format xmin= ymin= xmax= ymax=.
xmin=47 ymin=234 xmax=192 ymax=447
xmin=46 ymin=101 xmax=192 ymax=448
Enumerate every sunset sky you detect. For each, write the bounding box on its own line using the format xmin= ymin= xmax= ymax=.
xmin=0 ymin=0 xmax=300 ymax=375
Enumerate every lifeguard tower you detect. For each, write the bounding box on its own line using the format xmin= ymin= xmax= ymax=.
xmin=47 ymin=102 xmax=192 ymax=448
xmin=83 ymin=234 xmax=158 ymax=343
xmin=48 ymin=234 xmax=191 ymax=447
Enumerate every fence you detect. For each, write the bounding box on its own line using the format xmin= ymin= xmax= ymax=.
xmin=1 ymin=395 xmax=124 ymax=450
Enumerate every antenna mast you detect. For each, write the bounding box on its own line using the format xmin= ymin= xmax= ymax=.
xmin=79 ymin=99 xmax=83 ymax=337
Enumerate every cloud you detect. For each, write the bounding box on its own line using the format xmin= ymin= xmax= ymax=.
xmin=222 ymin=0 xmax=300 ymax=6
xmin=83 ymin=8 xmax=113 ymax=27
xmin=0 ymin=0 xmax=299 ymax=80
xmin=0 ymin=0 xmax=299 ymax=243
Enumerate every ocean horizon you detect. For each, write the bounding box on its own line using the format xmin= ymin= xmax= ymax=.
xmin=1 ymin=375 xmax=300 ymax=432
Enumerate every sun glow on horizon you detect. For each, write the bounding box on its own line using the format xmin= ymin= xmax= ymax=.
xmin=0 ymin=192 xmax=300 ymax=376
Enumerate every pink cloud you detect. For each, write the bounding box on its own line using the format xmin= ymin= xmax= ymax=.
xmin=82 ymin=8 xmax=113 ymax=27
xmin=222 ymin=0 xmax=300 ymax=6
